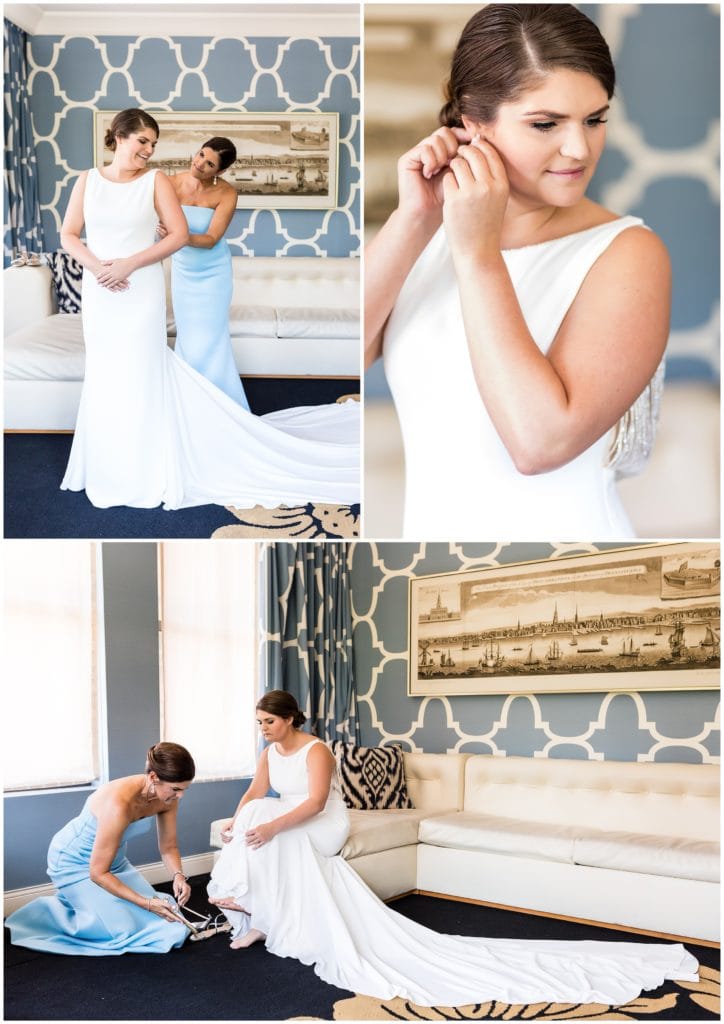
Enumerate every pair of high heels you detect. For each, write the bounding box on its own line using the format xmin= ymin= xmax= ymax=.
xmin=159 ymin=898 xmax=232 ymax=942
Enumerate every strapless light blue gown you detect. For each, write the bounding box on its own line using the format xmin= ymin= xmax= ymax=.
xmin=5 ymin=799 xmax=188 ymax=955
xmin=172 ymin=204 xmax=250 ymax=408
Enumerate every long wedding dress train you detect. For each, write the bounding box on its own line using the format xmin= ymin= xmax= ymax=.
xmin=208 ymin=740 xmax=698 ymax=1007
xmin=60 ymin=169 xmax=359 ymax=510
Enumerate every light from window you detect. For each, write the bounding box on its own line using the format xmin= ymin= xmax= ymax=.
xmin=4 ymin=542 xmax=99 ymax=791
xmin=159 ymin=542 xmax=258 ymax=780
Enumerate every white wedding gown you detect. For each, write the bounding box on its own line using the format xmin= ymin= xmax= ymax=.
xmin=383 ymin=217 xmax=654 ymax=539
xmin=208 ymin=739 xmax=697 ymax=1007
xmin=61 ymin=169 xmax=359 ymax=510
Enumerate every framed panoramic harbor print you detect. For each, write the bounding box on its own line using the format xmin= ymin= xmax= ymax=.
xmin=408 ymin=544 xmax=721 ymax=696
xmin=95 ymin=111 xmax=339 ymax=209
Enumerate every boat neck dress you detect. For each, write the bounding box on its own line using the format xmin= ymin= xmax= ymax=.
xmin=207 ymin=738 xmax=696 ymax=1007
xmin=383 ymin=216 xmax=655 ymax=539
xmin=172 ymin=203 xmax=251 ymax=409
xmin=60 ymin=169 xmax=359 ymax=510
xmin=6 ymin=797 xmax=188 ymax=955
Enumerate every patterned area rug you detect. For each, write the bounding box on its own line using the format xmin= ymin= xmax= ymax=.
xmin=323 ymin=965 xmax=719 ymax=1019
xmin=212 ymin=394 xmax=361 ymax=538
xmin=212 ymin=502 xmax=360 ymax=538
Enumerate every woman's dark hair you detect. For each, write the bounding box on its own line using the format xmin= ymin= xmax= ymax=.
xmin=145 ymin=742 xmax=195 ymax=782
xmin=201 ymin=136 xmax=237 ymax=173
xmin=256 ymin=690 xmax=306 ymax=729
xmin=104 ymin=108 xmax=160 ymax=150
xmin=440 ymin=4 xmax=615 ymax=128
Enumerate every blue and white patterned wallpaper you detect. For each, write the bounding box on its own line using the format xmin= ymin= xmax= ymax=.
xmin=350 ymin=542 xmax=721 ymax=765
xmin=365 ymin=2 xmax=719 ymax=396
xmin=25 ymin=32 xmax=360 ymax=257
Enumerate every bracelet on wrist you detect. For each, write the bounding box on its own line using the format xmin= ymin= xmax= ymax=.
xmin=173 ymin=871 xmax=186 ymax=882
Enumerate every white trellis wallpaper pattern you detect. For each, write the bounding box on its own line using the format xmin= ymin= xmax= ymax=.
xmin=24 ymin=32 xmax=360 ymax=257
xmin=350 ymin=542 xmax=720 ymax=764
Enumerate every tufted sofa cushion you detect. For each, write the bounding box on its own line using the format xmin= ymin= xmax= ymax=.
xmin=574 ymin=831 xmax=720 ymax=883
xmin=419 ymin=811 xmax=582 ymax=864
xmin=462 ymin=755 xmax=719 ymax=842
xmin=419 ymin=811 xmax=720 ymax=883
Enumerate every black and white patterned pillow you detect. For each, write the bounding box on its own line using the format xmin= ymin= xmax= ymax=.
xmin=330 ymin=741 xmax=414 ymax=810
xmin=46 ymin=250 xmax=83 ymax=313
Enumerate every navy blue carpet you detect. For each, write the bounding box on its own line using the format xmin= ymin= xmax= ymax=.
xmin=4 ymin=378 xmax=357 ymax=539
xmin=4 ymin=877 xmax=718 ymax=1021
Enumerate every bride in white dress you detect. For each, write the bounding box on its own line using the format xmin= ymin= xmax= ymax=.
xmin=59 ymin=109 xmax=359 ymax=511
xmin=365 ymin=4 xmax=669 ymax=539
xmin=207 ymin=691 xmax=697 ymax=1007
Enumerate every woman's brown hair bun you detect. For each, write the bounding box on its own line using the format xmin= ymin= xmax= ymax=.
xmin=104 ymin=108 xmax=160 ymax=152
xmin=145 ymin=742 xmax=196 ymax=782
xmin=256 ymin=690 xmax=306 ymax=729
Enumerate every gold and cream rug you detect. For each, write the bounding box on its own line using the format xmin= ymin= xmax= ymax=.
xmin=292 ymin=965 xmax=719 ymax=1021
xmin=212 ymin=502 xmax=360 ymax=538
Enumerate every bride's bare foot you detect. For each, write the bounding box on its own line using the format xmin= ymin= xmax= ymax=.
xmin=230 ymin=928 xmax=266 ymax=949
xmin=209 ymin=897 xmax=249 ymax=913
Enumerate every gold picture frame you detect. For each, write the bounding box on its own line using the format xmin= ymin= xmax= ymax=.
xmin=408 ymin=543 xmax=721 ymax=696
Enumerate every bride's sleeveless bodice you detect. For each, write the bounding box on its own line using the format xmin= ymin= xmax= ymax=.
xmin=384 ymin=216 xmax=651 ymax=539
xmin=83 ymin=167 xmax=159 ymax=257
xmin=268 ymin=738 xmax=344 ymax=807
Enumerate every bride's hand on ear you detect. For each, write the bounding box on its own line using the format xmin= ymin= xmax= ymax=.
xmin=442 ymin=136 xmax=510 ymax=263
xmin=397 ymin=126 xmax=472 ymax=221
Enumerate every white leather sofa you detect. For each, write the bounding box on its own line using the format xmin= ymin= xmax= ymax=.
xmin=4 ymin=257 xmax=360 ymax=431
xmin=209 ymin=752 xmax=719 ymax=942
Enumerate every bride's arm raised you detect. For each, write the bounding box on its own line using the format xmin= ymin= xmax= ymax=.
xmin=244 ymin=744 xmax=335 ymax=849
xmin=444 ymin=138 xmax=670 ymax=474
xmin=364 ymin=127 xmax=471 ymax=369
xmin=95 ymin=173 xmax=189 ymax=288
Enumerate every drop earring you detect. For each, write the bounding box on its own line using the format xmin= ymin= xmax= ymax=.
xmin=213 ymin=175 xmax=218 ymax=186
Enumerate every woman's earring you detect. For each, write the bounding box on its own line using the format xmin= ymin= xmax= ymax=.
xmin=213 ymin=175 xmax=218 ymax=186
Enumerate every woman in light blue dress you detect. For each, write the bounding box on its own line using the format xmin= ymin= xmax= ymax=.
xmin=6 ymin=743 xmax=195 ymax=955
xmin=164 ymin=138 xmax=250 ymax=408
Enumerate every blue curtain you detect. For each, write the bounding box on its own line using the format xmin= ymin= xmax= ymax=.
xmin=262 ymin=543 xmax=358 ymax=743
xmin=4 ymin=18 xmax=44 ymax=265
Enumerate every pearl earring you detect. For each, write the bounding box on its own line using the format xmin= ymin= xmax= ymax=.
xmin=214 ymin=175 xmax=217 ymax=186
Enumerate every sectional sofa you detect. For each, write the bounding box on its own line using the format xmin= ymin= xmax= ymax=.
xmin=210 ymin=751 xmax=719 ymax=942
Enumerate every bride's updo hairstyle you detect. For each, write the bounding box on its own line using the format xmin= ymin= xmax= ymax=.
xmin=145 ymin=742 xmax=196 ymax=782
xmin=256 ymin=690 xmax=306 ymax=729
xmin=202 ymin=136 xmax=238 ymax=173
xmin=104 ymin=108 xmax=160 ymax=151
xmin=440 ymin=4 xmax=615 ymax=129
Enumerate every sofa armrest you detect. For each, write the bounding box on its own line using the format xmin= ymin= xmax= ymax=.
xmin=4 ymin=265 xmax=56 ymax=335
xmin=209 ymin=817 xmax=233 ymax=847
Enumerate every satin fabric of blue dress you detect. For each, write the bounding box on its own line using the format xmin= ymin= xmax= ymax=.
xmin=172 ymin=205 xmax=250 ymax=409
xmin=6 ymin=799 xmax=187 ymax=955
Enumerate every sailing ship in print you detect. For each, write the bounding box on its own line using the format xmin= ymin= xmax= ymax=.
xmin=413 ymin=544 xmax=720 ymax=688
xmin=619 ymin=636 xmax=640 ymax=659
xmin=547 ymin=639 xmax=562 ymax=662
xmin=700 ymin=623 xmax=719 ymax=651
